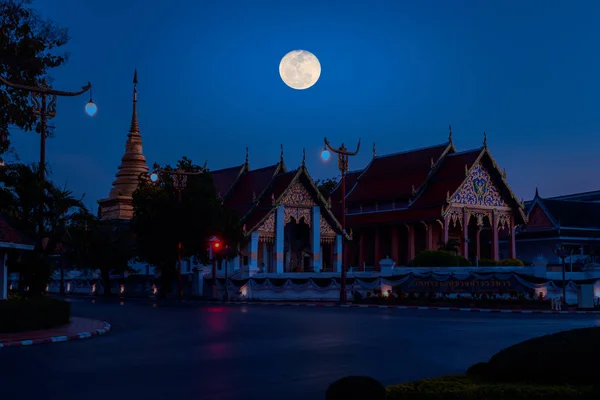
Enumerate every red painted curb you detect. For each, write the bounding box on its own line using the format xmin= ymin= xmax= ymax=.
xmin=0 ymin=321 xmax=111 ymax=348
xmin=200 ymin=301 xmax=600 ymax=315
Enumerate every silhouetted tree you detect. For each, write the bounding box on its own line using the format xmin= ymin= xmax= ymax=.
xmin=132 ymin=157 xmax=243 ymax=297
xmin=315 ymin=177 xmax=339 ymax=198
xmin=0 ymin=0 xmax=70 ymax=154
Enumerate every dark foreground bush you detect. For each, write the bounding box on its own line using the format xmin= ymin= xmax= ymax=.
xmin=466 ymin=327 xmax=600 ymax=386
xmin=386 ymin=374 xmax=595 ymax=400
xmin=326 ymin=376 xmax=386 ymax=400
xmin=409 ymin=250 xmax=471 ymax=267
xmin=0 ymin=296 xmax=70 ymax=332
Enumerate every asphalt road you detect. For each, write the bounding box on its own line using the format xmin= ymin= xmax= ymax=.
xmin=1 ymin=298 xmax=599 ymax=400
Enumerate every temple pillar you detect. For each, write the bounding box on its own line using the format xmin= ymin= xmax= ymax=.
xmin=476 ymin=228 xmax=482 ymax=262
xmin=391 ymin=226 xmax=399 ymax=265
xmin=443 ymin=216 xmax=449 ymax=245
xmin=461 ymin=211 xmax=469 ymax=259
xmin=0 ymin=250 xmax=7 ymax=300
xmin=275 ymin=205 xmax=285 ymax=273
xmin=330 ymin=242 xmax=335 ymax=272
xmin=509 ymin=215 xmax=517 ymax=259
xmin=406 ymin=224 xmax=415 ymax=264
xmin=359 ymin=230 xmax=366 ymax=271
xmin=310 ymin=206 xmax=322 ymax=272
xmin=335 ymin=234 xmax=343 ymax=273
xmin=426 ymin=223 xmax=434 ymax=250
xmin=262 ymin=242 xmax=268 ymax=272
xmin=491 ymin=211 xmax=499 ymax=261
xmin=374 ymin=228 xmax=381 ymax=268
xmin=248 ymin=231 xmax=259 ymax=274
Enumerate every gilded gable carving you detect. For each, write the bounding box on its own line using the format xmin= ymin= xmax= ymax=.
xmin=280 ymin=182 xmax=316 ymax=207
xmin=451 ymin=164 xmax=508 ymax=208
xmin=285 ymin=207 xmax=312 ymax=226
xmin=257 ymin=212 xmax=275 ymax=235
xmin=320 ymin=216 xmax=336 ymax=237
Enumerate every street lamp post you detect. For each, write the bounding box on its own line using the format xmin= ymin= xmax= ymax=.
xmin=0 ymin=76 xmax=96 ymax=264
xmin=151 ymin=168 xmax=204 ymax=300
xmin=321 ymin=137 xmax=361 ymax=303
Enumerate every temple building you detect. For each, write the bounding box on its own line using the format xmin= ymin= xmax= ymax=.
xmin=210 ymin=147 xmax=347 ymax=274
xmin=331 ymin=129 xmax=527 ymax=269
xmin=505 ymin=189 xmax=600 ymax=265
xmin=98 ymin=70 xmax=149 ymax=220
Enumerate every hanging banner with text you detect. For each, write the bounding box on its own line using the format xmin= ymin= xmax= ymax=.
xmin=401 ymin=274 xmax=531 ymax=293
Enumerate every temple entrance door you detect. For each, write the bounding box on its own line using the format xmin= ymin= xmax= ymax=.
xmin=284 ymin=217 xmax=311 ymax=272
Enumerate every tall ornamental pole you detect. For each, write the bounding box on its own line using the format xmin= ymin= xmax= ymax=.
xmin=0 ymin=76 xmax=96 ymax=256
xmin=151 ymin=167 xmax=204 ymax=300
xmin=322 ymin=137 xmax=360 ymax=303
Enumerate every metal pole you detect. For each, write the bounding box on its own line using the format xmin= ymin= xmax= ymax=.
xmin=177 ymin=189 xmax=183 ymax=301
xmin=562 ymin=256 xmax=566 ymax=306
xmin=340 ymin=155 xmax=347 ymax=303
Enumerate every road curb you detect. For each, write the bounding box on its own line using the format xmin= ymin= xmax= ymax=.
xmin=0 ymin=321 xmax=111 ymax=348
xmin=197 ymin=301 xmax=600 ymax=314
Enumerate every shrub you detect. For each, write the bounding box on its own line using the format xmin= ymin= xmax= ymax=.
xmin=410 ymin=250 xmax=471 ymax=267
xmin=326 ymin=376 xmax=386 ymax=400
xmin=498 ymin=258 xmax=526 ymax=266
xmin=0 ymin=296 xmax=71 ymax=333
xmin=386 ymin=374 xmax=594 ymax=399
xmin=477 ymin=258 xmax=497 ymax=266
xmin=466 ymin=327 xmax=600 ymax=386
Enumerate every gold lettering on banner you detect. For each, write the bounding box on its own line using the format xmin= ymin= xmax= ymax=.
xmin=413 ymin=279 xmax=513 ymax=291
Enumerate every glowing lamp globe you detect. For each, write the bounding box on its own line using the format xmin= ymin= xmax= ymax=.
xmin=150 ymin=173 xmax=159 ymax=182
xmin=321 ymin=149 xmax=331 ymax=161
xmin=214 ymin=242 xmax=220 ymax=249
xmin=85 ymin=101 xmax=98 ymax=117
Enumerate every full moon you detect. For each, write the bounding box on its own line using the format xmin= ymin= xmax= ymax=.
xmin=279 ymin=50 xmax=321 ymax=90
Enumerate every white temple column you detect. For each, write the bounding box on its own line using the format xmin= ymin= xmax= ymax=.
xmin=275 ymin=205 xmax=285 ymax=273
xmin=262 ymin=242 xmax=268 ymax=272
xmin=248 ymin=231 xmax=259 ymax=275
xmin=334 ymin=234 xmax=343 ymax=273
xmin=0 ymin=250 xmax=6 ymax=300
xmin=311 ymin=206 xmax=322 ymax=272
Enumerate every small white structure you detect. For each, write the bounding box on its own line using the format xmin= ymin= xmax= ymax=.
xmin=0 ymin=214 xmax=35 ymax=299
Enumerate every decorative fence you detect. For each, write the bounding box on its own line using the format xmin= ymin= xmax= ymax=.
xmin=216 ymin=272 xmax=600 ymax=303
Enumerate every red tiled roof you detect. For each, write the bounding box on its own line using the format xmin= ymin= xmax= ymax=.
xmin=538 ymin=199 xmax=600 ymax=229
xmin=0 ymin=212 xmax=34 ymax=249
xmin=347 ymin=206 xmax=442 ymax=226
xmin=226 ymin=164 xmax=280 ymax=217
xmin=210 ymin=164 xmax=245 ymax=199
xmin=346 ymin=143 xmax=451 ymax=204
xmin=412 ymin=149 xmax=482 ymax=207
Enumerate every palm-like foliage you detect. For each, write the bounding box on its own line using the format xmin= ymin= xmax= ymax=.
xmin=0 ymin=162 xmax=86 ymax=294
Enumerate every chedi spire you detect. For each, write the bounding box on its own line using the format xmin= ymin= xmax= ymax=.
xmin=98 ymin=69 xmax=149 ymax=220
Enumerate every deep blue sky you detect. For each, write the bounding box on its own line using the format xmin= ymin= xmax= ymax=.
xmin=9 ymin=0 xmax=600 ymax=211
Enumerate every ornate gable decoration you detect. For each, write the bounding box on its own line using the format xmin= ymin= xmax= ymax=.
xmin=280 ymin=182 xmax=316 ymax=207
xmin=451 ymin=163 xmax=508 ymax=208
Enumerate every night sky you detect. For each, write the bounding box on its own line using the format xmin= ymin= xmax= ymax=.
xmin=8 ymin=0 xmax=600 ymax=211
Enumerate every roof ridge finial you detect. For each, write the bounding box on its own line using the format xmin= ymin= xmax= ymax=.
xmin=373 ymin=142 xmax=376 ymax=158
xmin=483 ymin=132 xmax=487 ymax=148
xmin=302 ymin=148 xmax=306 ymax=166
xmin=535 ymin=187 xmax=539 ymax=198
xmin=129 ymin=68 xmax=140 ymax=134
xmin=448 ymin=125 xmax=453 ymax=144
xmin=280 ymin=144 xmax=284 ymax=164
xmin=245 ymin=147 xmax=249 ymax=166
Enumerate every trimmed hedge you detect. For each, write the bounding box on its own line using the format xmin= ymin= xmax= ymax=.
xmin=410 ymin=250 xmax=471 ymax=267
xmin=326 ymin=376 xmax=386 ymax=400
xmin=498 ymin=258 xmax=525 ymax=266
xmin=0 ymin=296 xmax=71 ymax=332
xmin=386 ymin=374 xmax=595 ymax=399
xmin=466 ymin=327 xmax=600 ymax=386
